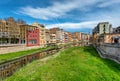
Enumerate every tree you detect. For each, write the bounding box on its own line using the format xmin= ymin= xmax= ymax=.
xmin=17 ymin=18 xmax=26 ymax=24
xmin=4 ymin=17 xmax=15 ymax=22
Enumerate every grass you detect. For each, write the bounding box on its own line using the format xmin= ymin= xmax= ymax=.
xmin=5 ymin=46 xmax=120 ymax=81
xmin=0 ymin=46 xmax=55 ymax=63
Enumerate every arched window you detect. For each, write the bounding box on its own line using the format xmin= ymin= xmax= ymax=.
xmin=113 ymin=36 xmax=119 ymax=44
xmin=114 ymin=38 xmax=119 ymax=44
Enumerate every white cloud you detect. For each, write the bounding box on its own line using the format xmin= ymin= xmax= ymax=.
xmin=46 ymin=10 xmax=120 ymax=30
xmin=17 ymin=0 xmax=102 ymax=20
xmin=17 ymin=0 xmax=120 ymax=21
xmin=17 ymin=0 xmax=120 ymax=20
xmin=16 ymin=0 xmax=120 ymax=30
xmin=46 ymin=21 xmax=99 ymax=29
xmin=81 ymin=8 xmax=120 ymax=28
xmin=98 ymin=0 xmax=120 ymax=8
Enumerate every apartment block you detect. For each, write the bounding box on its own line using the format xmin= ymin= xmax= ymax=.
xmin=64 ymin=32 xmax=68 ymax=43
xmin=68 ymin=32 xmax=73 ymax=42
xmin=49 ymin=28 xmax=57 ymax=44
xmin=19 ymin=25 xmax=27 ymax=44
xmin=92 ymin=22 xmax=113 ymax=45
xmin=94 ymin=22 xmax=112 ymax=35
xmin=45 ymin=29 xmax=50 ymax=45
xmin=49 ymin=28 xmax=65 ymax=44
xmin=26 ymin=25 xmax=40 ymax=46
xmin=0 ymin=17 xmax=20 ymax=44
xmin=32 ymin=22 xmax=46 ymax=46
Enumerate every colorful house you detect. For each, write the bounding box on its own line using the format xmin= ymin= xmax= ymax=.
xmin=27 ymin=26 xmax=40 ymax=46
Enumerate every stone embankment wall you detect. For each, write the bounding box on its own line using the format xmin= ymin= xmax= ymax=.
xmin=96 ymin=44 xmax=120 ymax=63
xmin=0 ymin=45 xmax=44 ymax=54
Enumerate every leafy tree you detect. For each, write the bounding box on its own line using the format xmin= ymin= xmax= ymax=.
xmin=17 ymin=18 xmax=26 ymax=24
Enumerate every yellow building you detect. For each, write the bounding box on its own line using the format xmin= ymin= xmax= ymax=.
xmin=19 ymin=25 xmax=28 ymax=44
xmin=32 ymin=22 xmax=46 ymax=46
xmin=68 ymin=32 xmax=73 ymax=43
xmin=93 ymin=33 xmax=97 ymax=45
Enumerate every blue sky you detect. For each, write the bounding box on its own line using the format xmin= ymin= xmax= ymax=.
xmin=0 ymin=0 xmax=120 ymax=33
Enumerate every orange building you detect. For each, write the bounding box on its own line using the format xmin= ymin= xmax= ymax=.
xmin=49 ymin=28 xmax=64 ymax=44
xmin=68 ymin=32 xmax=73 ymax=42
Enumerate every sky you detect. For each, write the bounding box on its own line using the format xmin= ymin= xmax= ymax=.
xmin=0 ymin=0 xmax=120 ymax=33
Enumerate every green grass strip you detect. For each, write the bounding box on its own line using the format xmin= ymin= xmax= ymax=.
xmin=0 ymin=46 xmax=55 ymax=63
xmin=5 ymin=46 xmax=120 ymax=81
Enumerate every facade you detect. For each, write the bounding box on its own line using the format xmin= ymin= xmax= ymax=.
xmin=0 ymin=17 xmax=20 ymax=44
xmin=49 ymin=28 xmax=57 ymax=44
xmin=73 ymin=32 xmax=82 ymax=42
xmin=61 ymin=30 xmax=65 ymax=44
xmin=72 ymin=32 xmax=82 ymax=42
xmin=45 ymin=29 xmax=50 ymax=45
xmin=92 ymin=22 xmax=113 ymax=45
xmin=0 ymin=17 xmax=91 ymax=46
xmin=81 ymin=33 xmax=90 ymax=45
xmin=49 ymin=28 xmax=65 ymax=44
xmin=72 ymin=33 xmax=77 ymax=42
xmin=93 ymin=27 xmax=98 ymax=45
xmin=19 ymin=25 xmax=27 ymax=44
xmin=50 ymin=33 xmax=56 ymax=44
xmin=68 ymin=32 xmax=73 ymax=43
xmin=64 ymin=32 xmax=68 ymax=43
xmin=94 ymin=22 xmax=112 ymax=35
xmin=57 ymin=29 xmax=64 ymax=44
xmin=96 ymin=33 xmax=120 ymax=45
xmin=26 ymin=25 xmax=40 ymax=46
xmin=113 ymin=26 xmax=120 ymax=33
xmin=32 ymin=22 xmax=46 ymax=46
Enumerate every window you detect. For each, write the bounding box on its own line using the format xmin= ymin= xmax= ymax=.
xmin=6 ymin=22 xmax=8 ymax=25
xmin=103 ymin=24 xmax=106 ymax=33
xmin=97 ymin=26 xmax=99 ymax=33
